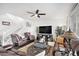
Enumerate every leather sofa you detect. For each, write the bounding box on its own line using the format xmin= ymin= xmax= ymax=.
xmin=11 ymin=33 xmax=35 ymax=47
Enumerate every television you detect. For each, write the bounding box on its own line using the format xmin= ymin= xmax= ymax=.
xmin=39 ymin=26 xmax=52 ymax=34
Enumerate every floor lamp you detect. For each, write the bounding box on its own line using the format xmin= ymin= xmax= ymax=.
xmin=63 ymin=28 xmax=77 ymax=55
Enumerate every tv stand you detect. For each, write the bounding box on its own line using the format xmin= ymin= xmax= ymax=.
xmin=38 ymin=33 xmax=52 ymax=35
xmin=37 ymin=33 xmax=53 ymax=41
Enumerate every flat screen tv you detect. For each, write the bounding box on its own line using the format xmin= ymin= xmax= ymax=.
xmin=39 ymin=26 xmax=52 ymax=34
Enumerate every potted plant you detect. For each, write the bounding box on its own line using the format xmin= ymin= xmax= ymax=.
xmin=55 ymin=26 xmax=65 ymax=37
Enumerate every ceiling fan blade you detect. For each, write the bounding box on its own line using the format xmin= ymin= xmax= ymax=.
xmin=37 ymin=15 xmax=40 ymax=18
xmin=31 ymin=14 xmax=35 ymax=17
xmin=38 ymin=13 xmax=46 ymax=15
xmin=36 ymin=9 xmax=39 ymax=14
xmin=27 ymin=11 xmax=34 ymax=14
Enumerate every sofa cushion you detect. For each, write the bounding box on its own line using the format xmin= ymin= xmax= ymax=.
xmin=24 ymin=32 xmax=30 ymax=40
xmin=0 ymin=47 xmax=7 ymax=53
xmin=3 ymin=44 xmax=13 ymax=50
xmin=30 ymin=35 xmax=35 ymax=40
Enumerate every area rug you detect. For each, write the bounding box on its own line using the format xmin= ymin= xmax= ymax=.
xmin=26 ymin=45 xmax=46 ymax=56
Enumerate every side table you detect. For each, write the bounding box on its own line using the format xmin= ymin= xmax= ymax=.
xmin=46 ymin=42 xmax=55 ymax=56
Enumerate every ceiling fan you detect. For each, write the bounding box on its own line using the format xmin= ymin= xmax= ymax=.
xmin=27 ymin=9 xmax=46 ymax=18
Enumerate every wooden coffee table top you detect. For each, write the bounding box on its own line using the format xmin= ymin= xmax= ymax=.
xmin=17 ymin=42 xmax=34 ymax=54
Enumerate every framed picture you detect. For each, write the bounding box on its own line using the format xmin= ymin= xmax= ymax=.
xmin=2 ymin=21 xmax=10 ymax=26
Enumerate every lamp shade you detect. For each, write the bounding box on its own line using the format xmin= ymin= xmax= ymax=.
xmin=63 ymin=28 xmax=77 ymax=39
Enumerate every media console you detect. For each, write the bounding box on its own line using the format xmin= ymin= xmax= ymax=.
xmin=37 ymin=33 xmax=53 ymax=42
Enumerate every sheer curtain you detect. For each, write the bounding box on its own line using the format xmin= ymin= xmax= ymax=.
xmin=75 ymin=15 xmax=79 ymax=36
xmin=69 ymin=13 xmax=79 ymax=37
xmin=68 ymin=4 xmax=79 ymax=37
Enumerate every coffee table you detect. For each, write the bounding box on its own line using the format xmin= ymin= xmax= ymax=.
xmin=17 ymin=42 xmax=34 ymax=55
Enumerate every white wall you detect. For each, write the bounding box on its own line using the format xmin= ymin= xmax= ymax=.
xmin=0 ymin=13 xmax=26 ymax=46
xmin=0 ymin=13 xmax=66 ymax=37
xmin=0 ymin=3 xmax=72 ymax=37
xmin=27 ymin=16 xmax=67 ymax=38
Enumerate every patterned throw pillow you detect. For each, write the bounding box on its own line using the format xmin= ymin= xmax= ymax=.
xmin=24 ymin=32 xmax=30 ymax=40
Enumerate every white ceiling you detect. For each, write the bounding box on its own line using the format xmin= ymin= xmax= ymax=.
xmin=0 ymin=3 xmax=73 ymax=20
